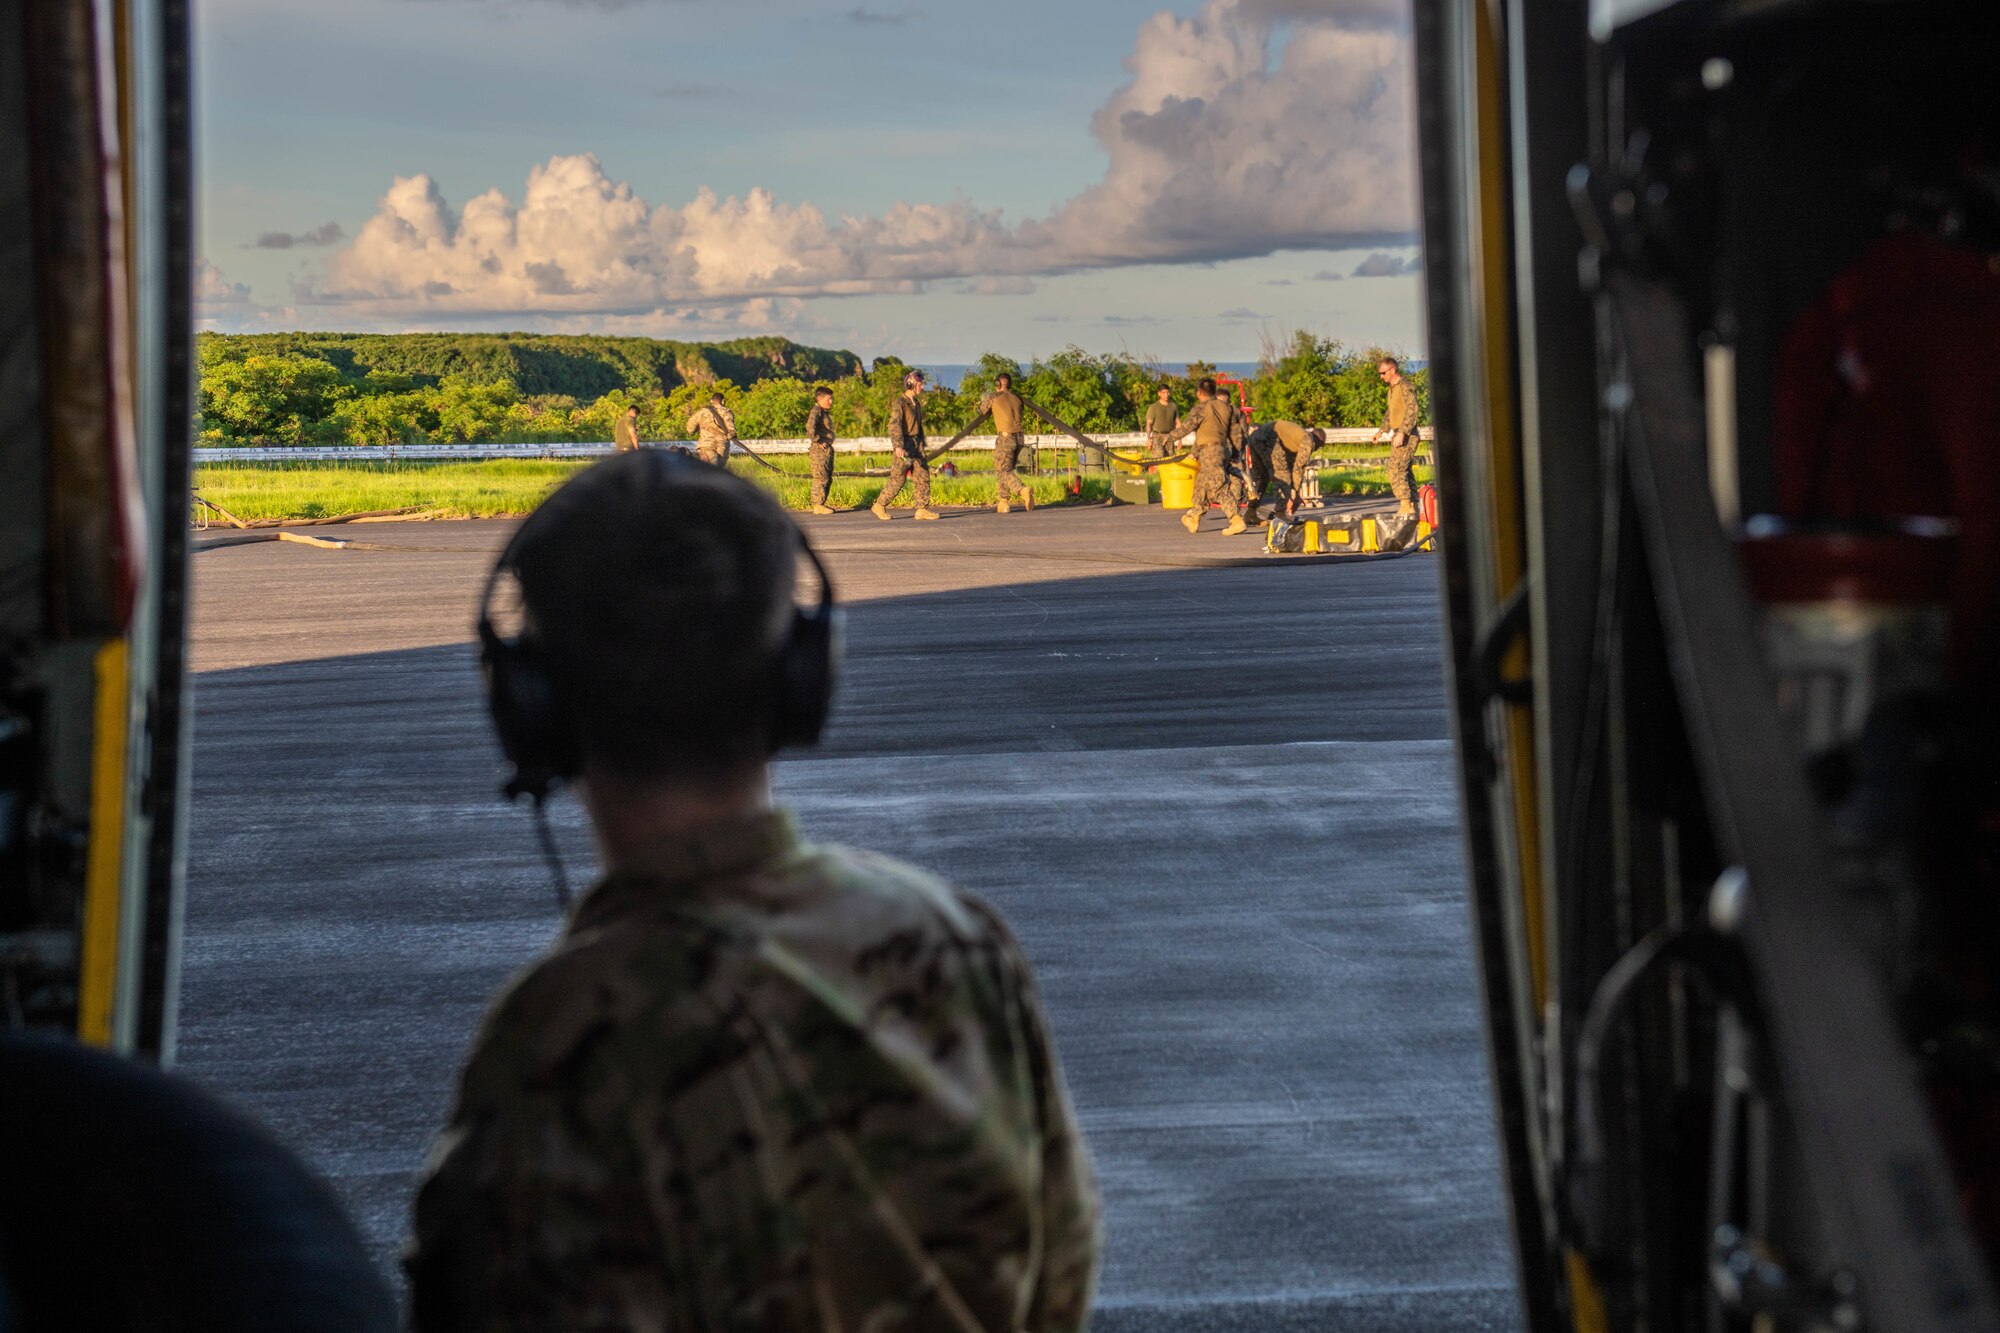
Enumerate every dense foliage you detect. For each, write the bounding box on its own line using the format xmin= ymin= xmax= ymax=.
xmin=196 ymin=330 xmax=1427 ymax=446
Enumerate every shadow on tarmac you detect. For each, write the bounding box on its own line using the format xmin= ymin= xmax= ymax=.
xmin=179 ymin=555 xmax=1521 ymax=1331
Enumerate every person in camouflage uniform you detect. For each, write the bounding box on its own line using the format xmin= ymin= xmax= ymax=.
xmin=1373 ymin=357 xmax=1423 ymax=517
xmin=1143 ymin=385 xmax=1177 ymax=456
xmin=1242 ymin=422 xmax=1277 ymax=522
xmin=806 ymin=384 xmax=838 ymax=514
xmin=688 ymin=392 xmax=736 ymax=467
xmin=1244 ymin=421 xmax=1325 ymax=520
xmin=1161 ymin=378 xmax=1248 ymax=536
xmin=873 ymin=369 xmax=939 ymax=521
xmin=613 ymin=404 xmax=641 ymax=452
xmin=408 ymin=454 xmax=1099 ymax=1332
xmin=982 ymin=372 xmax=1034 ymax=515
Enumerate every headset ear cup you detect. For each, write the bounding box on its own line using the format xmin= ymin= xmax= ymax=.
xmin=481 ymin=633 xmax=580 ymax=800
xmin=771 ymin=606 xmax=842 ymax=750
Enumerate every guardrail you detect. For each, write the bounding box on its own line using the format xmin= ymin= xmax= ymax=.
xmin=192 ymin=427 xmax=1435 ymax=466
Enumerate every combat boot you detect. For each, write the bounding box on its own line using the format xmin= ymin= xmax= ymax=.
xmin=996 ymin=499 xmax=1011 ymax=515
xmin=871 ymin=500 xmax=891 ymax=521
xmin=1244 ymin=504 xmax=1263 ymax=525
xmin=914 ymin=508 xmax=941 ymax=521
xmin=1181 ymin=510 xmax=1200 ymax=534
xmin=1021 ymin=489 xmax=1033 ymax=511
xmin=1223 ymin=514 xmax=1248 ymax=536
xmin=810 ymin=504 xmax=835 ymax=515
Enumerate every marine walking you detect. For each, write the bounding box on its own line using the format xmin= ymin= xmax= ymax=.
xmin=1162 ymin=377 xmax=1248 ymax=536
xmin=873 ymin=369 xmax=940 ymax=521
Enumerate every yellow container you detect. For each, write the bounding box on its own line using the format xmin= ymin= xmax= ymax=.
xmin=1361 ymin=517 xmax=1380 ymax=553
xmin=1157 ymin=456 xmax=1197 ymax=510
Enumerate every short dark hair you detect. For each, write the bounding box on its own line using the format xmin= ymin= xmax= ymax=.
xmin=624 ymin=404 xmax=638 ymax=414
xmin=995 ymin=372 xmax=1012 ymax=388
xmin=814 ymin=384 xmax=833 ymax=399
xmin=1378 ymin=355 xmax=1399 ymax=371
xmin=1157 ymin=384 xmax=1171 ymax=395
xmin=1197 ymin=376 xmax=1217 ymax=396
xmin=508 ymin=454 xmax=799 ymax=783
xmin=709 ymin=390 xmax=727 ymax=403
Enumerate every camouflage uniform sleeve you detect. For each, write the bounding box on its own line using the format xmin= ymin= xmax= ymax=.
xmin=1399 ymin=381 xmax=1422 ymax=434
xmin=406 ymin=1020 xmax=670 ymax=1332
xmin=959 ymin=895 xmax=1102 ymax=1333
xmin=1162 ymin=406 xmax=1201 ymax=446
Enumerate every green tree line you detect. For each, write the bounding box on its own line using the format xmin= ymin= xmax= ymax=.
xmin=197 ymin=331 xmax=1428 ymax=446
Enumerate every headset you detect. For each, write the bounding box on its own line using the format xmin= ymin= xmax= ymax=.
xmin=475 ymin=452 xmax=844 ymax=810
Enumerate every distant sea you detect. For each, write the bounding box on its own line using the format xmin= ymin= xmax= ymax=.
xmin=915 ymin=361 xmax=1264 ymax=390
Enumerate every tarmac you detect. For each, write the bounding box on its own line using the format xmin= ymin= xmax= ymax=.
xmin=180 ymin=500 xmax=1522 ymax=1330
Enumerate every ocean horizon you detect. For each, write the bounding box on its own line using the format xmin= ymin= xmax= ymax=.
xmin=915 ymin=361 xmax=1266 ymax=390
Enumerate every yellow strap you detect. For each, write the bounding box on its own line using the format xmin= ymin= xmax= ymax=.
xmin=78 ymin=639 xmax=132 ymax=1047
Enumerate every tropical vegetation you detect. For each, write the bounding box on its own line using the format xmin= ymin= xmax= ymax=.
xmin=196 ymin=331 xmax=1429 ymax=447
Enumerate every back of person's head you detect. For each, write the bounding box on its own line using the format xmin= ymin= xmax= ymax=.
xmin=709 ymin=391 xmax=726 ymax=405
xmin=501 ymin=452 xmax=803 ymax=786
xmin=1197 ymin=376 xmax=1216 ymax=397
xmin=995 ymin=372 xmax=1012 ymax=389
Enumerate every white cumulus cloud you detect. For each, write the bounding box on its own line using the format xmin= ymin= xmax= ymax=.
xmin=298 ymin=0 xmax=1413 ymax=319
xmin=195 ymin=257 xmax=253 ymax=306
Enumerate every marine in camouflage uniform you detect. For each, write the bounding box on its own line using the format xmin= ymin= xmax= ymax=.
xmin=1247 ymin=421 xmax=1323 ymax=518
xmin=982 ymin=380 xmax=1033 ymax=514
xmin=1242 ymin=423 xmax=1277 ymax=521
xmin=406 ymin=807 xmax=1101 ymax=1333
xmin=1162 ymin=387 xmax=1247 ymax=535
xmin=874 ymin=376 xmax=937 ymax=520
xmin=613 ymin=406 xmax=641 ymax=452
xmin=1143 ymin=391 xmax=1177 ymax=456
xmin=688 ymin=398 xmax=737 ymax=467
xmin=806 ymin=391 xmax=837 ymax=513
xmin=1376 ymin=361 xmax=1423 ymax=516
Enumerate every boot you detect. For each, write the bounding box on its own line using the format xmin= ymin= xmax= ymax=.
xmin=914 ymin=508 xmax=941 ymax=521
xmin=1223 ymin=514 xmax=1248 ymax=536
xmin=810 ymin=503 xmax=835 ymax=516
xmin=997 ymin=499 xmax=1011 ymax=515
xmin=871 ymin=500 xmax=891 ymax=521
xmin=1181 ymin=510 xmax=1201 ymax=534
xmin=1021 ymin=489 xmax=1033 ymax=512
xmin=1244 ymin=505 xmax=1263 ymax=525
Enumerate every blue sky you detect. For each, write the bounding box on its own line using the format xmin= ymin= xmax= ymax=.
xmin=195 ymin=0 xmax=1425 ymax=362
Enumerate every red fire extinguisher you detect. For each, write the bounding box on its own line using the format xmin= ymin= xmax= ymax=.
xmin=1418 ymin=482 xmax=1439 ymax=528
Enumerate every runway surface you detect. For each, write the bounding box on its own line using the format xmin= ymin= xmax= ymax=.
xmin=181 ymin=503 xmax=1521 ymax=1330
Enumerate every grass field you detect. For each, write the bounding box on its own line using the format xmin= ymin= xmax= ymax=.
xmin=192 ymin=453 xmax=1434 ymax=523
